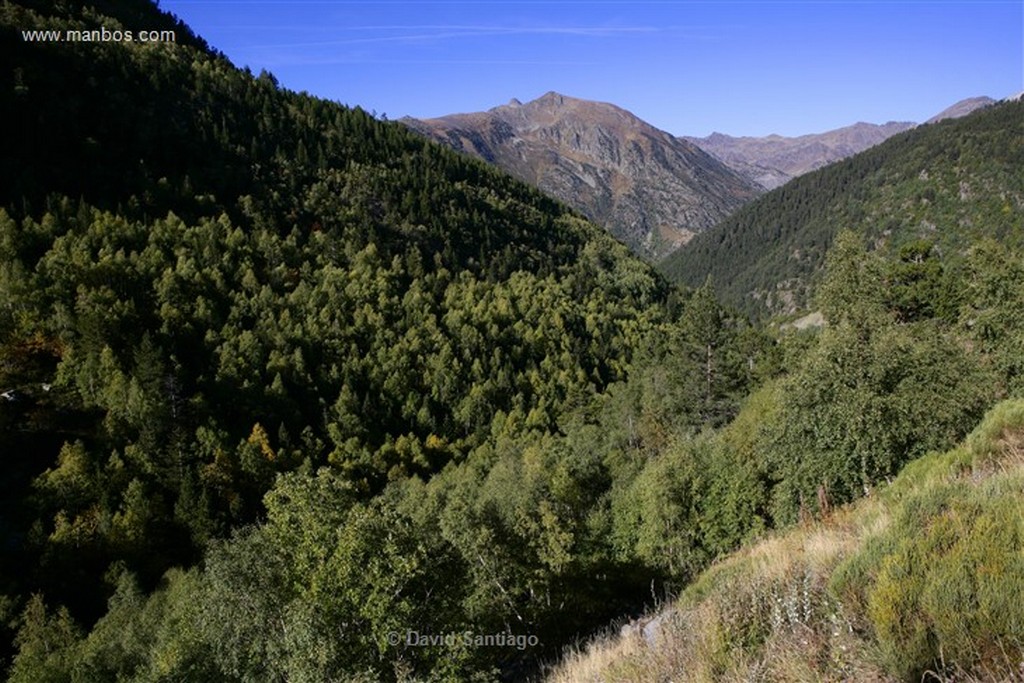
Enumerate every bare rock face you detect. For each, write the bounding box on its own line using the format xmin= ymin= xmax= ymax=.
xmin=403 ymin=92 xmax=763 ymax=261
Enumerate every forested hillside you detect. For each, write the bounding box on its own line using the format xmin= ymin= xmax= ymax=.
xmin=662 ymin=99 xmax=1024 ymax=315
xmin=1 ymin=1 xmax=769 ymax=679
xmin=548 ymin=225 xmax=1024 ymax=681
xmin=3 ymin=1 xmax=1023 ymax=681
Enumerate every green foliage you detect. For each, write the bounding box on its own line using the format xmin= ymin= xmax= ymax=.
xmin=884 ymin=239 xmax=959 ymax=323
xmin=8 ymin=595 xmax=81 ymax=683
xmin=693 ymin=384 xmax=776 ymax=556
xmin=662 ymin=99 xmax=1024 ymax=317
xmin=959 ymin=238 xmax=1024 ymax=396
xmin=4 ymin=2 xmax=1024 ymax=681
xmin=0 ymin=4 xmax=682 ymax=680
xmin=610 ymin=438 xmax=706 ymax=578
xmin=552 ymin=399 xmax=1024 ymax=683
xmin=1 ymin=2 xmax=672 ymax=670
xmin=753 ymin=232 xmax=994 ymax=523
xmin=831 ymin=399 xmax=1024 ymax=681
xmin=8 ymin=568 xmax=219 ymax=683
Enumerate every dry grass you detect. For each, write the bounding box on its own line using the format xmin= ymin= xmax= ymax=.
xmin=546 ymin=520 xmax=872 ymax=682
xmin=547 ymin=629 xmax=646 ymax=683
xmin=545 ymin=400 xmax=1024 ymax=683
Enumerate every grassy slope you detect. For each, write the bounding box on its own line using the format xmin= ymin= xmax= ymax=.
xmin=547 ymin=398 xmax=1024 ymax=682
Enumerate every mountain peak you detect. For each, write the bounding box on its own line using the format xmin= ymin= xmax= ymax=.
xmin=504 ymin=91 xmax=651 ymax=134
xmin=926 ymin=96 xmax=995 ymax=124
xmin=537 ymin=90 xmax=568 ymax=104
xmin=404 ymin=94 xmax=761 ymax=260
xmin=517 ymin=91 xmax=592 ymax=115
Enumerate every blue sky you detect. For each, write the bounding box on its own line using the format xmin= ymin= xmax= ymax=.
xmin=161 ymin=1 xmax=1023 ymax=137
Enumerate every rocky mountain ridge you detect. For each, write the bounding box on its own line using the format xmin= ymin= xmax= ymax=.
xmin=688 ymin=96 xmax=996 ymax=189
xmin=926 ymin=95 xmax=996 ymax=123
xmin=403 ymin=92 xmax=763 ymax=261
xmin=684 ymin=120 xmax=916 ymax=190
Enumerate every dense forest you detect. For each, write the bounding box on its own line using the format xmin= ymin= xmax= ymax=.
xmin=661 ymin=99 xmax=1024 ymax=316
xmin=2 ymin=1 xmax=1022 ymax=681
xmin=0 ymin=1 xmax=761 ymax=678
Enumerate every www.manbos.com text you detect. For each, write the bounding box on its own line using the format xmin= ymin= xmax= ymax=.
xmin=21 ymin=27 xmax=176 ymax=43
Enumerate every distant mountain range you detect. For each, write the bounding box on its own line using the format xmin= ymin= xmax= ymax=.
xmin=688 ymin=96 xmax=995 ymax=190
xmin=684 ymin=121 xmax=916 ymax=190
xmin=403 ymin=93 xmax=762 ymax=260
xmin=405 ymin=94 xmax=997 ymax=262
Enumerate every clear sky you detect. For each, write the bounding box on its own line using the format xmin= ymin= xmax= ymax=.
xmin=160 ymin=0 xmax=1023 ymax=137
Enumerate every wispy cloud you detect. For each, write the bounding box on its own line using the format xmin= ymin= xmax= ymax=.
xmin=255 ymin=56 xmax=603 ymax=66
xmin=236 ymin=24 xmax=656 ymax=50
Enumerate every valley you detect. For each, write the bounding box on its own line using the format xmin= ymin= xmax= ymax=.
xmin=1 ymin=1 xmax=1022 ymax=681
xmin=406 ymin=93 xmax=999 ymax=265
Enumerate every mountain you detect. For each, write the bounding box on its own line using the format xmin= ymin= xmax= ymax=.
xmin=685 ymin=97 xmax=996 ymax=191
xmin=926 ymin=95 xmax=996 ymax=123
xmin=684 ymin=120 xmax=916 ymax=190
xmin=404 ymin=93 xmax=994 ymax=263
xmin=662 ymin=99 xmax=1024 ymax=315
xmin=403 ymin=92 xmax=763 ymax=261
